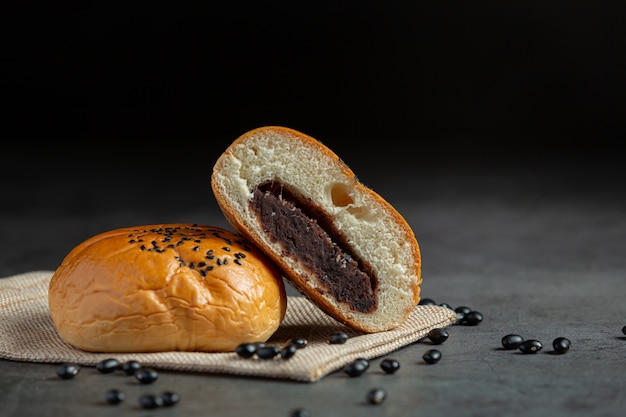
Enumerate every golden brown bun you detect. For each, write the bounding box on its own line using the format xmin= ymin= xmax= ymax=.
xmin=48 ymin=224 xmax=287 ymax=352
xmin=211 ymin=126 xmax=421 ymax=333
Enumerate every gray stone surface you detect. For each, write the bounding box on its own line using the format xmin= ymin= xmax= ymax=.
xmin=1 ymin=151 xmax=625 ymax=417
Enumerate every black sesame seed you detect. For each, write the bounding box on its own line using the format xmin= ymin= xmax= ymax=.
xmin=56 ymin=364 xmax=81 ymax=379
xmin=222 ymin=246 xmax=231 ymax=251
xmin=329 ymin=331 xmax=349 ymax=344
xmin=344 ymin=358 xmax=369 ymax=377
xmin=105 ymin=389 xmax=125 ymax=405
xmin=96 ymin=358 xmax=120 ymax=373
xmin=518 ymin=339 xmax=543 ymax=354
xmin=235 ymin=343 xmax=258 ymax=358
xmin=366 ymin=388 xmax=387 ymax=405
xmin=552 ymin=337 xmax=571 ymax=354
xmin=193 ymin=246 xmax=200 ymax=251
xmin=427 ymin=328 xmax=449 ymax=345
xmin=423 ymin=349 xmax=442 ymax=364
xmin=380 ymin=358 xmax=400 ymax=374
xmin=135 ymin=368 xmax=159 ymax=384
xmin=138 ymin=393 xmax=163 ymax=409
xmin=501 ymin=334 xmax=524 ymax=350
xmin=161 ymin=391 xmax=180 ymax=407
xmin=121 ymin=360 xmax=142 ymax=375
xmin=234 ymin=259 xmax=242 ymax=265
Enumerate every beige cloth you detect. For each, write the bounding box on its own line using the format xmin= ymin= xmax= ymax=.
xmin=0 ymin=271 xmax=456 ymax=382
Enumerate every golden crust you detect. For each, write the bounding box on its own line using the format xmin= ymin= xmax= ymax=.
xmin=48 ymin=224 xmax=287 ymax=352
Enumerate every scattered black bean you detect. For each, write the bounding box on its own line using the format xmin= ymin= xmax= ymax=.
xmin=518 ymin=339 xmax=543 ymax=354
xmin=96 ymin=358 xmax=120 ymax=374
xmin=290 ymin=338 xmax=308 ymax=349
xmin=439 ymin=302 xmax=453 ymax=309
xmin=423 ymin=349 xmax=442 ymax=364
xmin=418 ymin=298 xmax=436 ymax=306
xmin=105 ymin=389 xmax=125 ymax=405
xmin=161 ymin=391 xmax=181 ymax=407
xmin=366 ymin=388 xmax=387 ymax=405
xmin=427 ymin=328 xmax=449 ymax=345
xmin=56 ymin=364 xmax=80 ymax=379
xmin=380 ymin=358 xmax=400 ymax=374
xmin=256 ymin=345 xmax=281 ymax=359
xmin=344 ymin=358 xmax=369 ymax=377
xmin=329 ymin=331 xmax=349 ymax=344
xmin=463 ymin=311 xmax=484 ymax=326
xmin=622 ymin=325 xmax=626 ymax=336
xmin=121 ymin=360 xmax=142 ymax=375
xmin=135 ymin=368 xmax=159 ymax=384
xmin=552 ymin=337 xmax=571 ymax=354
xmin=501 ymin=334 xmax=524 ymax=350
xmin=290 ymin=408 xmax=312 ymax=417
xmin=235 ymin=342 xmax=258 ymax=358
xmin=138 ymin=393 xmax=163 ymax=409
xmin=454 ymin=306 xmax=472 ymax=323
xmin=280 ymin=343 xmax=298 ymax=359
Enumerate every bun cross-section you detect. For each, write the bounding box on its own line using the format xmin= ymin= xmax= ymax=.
xmin=211 ymin=126 xmax=422 ymax=332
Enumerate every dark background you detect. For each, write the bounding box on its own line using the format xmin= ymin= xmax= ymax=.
xmin=1 ymin=1 xmax=624 ymax=276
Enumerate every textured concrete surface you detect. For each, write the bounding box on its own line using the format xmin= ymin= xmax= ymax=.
xmin=1 ymin=148 xmax=624 ymax=417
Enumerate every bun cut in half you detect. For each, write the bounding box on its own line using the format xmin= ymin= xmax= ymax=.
xmin=48 ymin=224 xmax=287 ymax=353
xmin=211 ymin=126 xmax=422 ymax=333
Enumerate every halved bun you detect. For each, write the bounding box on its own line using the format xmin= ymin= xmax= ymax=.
xmin=211 ymin=126 xmax=421 ymax=332
xmin=48 ymin=224 xmax=287 ymax=352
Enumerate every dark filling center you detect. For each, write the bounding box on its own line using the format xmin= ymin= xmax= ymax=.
xmin=251 ymin=181 xmax=377 ymax=313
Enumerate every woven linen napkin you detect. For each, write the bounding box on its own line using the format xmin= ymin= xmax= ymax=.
xmin=0 ymin=271 xmax=456 ymax=382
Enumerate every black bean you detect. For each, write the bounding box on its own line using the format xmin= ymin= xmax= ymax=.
xmin=235 ymin=342 xmax=258 ymax=358
xmin=552 ymin=337 xmax=571 ymax=354
xmin=418 ymin=298 xmax=436 ymax=306
xmin=135 ymin=368 xmax=159 ymax=384
xmin=138 ymin=393 xmax=163 ymax=409
xmin=518 ymin=339 xmax=543 ymax=354
xmin=56 ymin=364 xmax=81 ymax=379
xmin=256 ymin=345 xmax=280 ymax=359
xmin=380 ymin=358 xmax=400 ymax=374
xmin=423 ymin=349 xmax=442 ymax=364
xmin=280 ymin=343 xmax=298 ymax=359
xmin=121 ymin=360 xmax=142 ymax=375
xmin=427 ymin=328 xmax=449 ymax=345
xmin=501 ymin=334 xmax=524 ymax=350
xmin=290 ymin=338 xmax=308 ymax=349
xmin=366 ymin=388 xmax=387 ymax=405
xmin=290 ymin=408 xmax=311 ymax=417
xmin=622 ymin=325 xmax=626 ymax=336
xmin=161 ymin=391 xmax=180 ymax=407
xmin=439 ymin=302 xmax=453 ymax=309
xmin=463 ymin=310 xmax=484 ymax=326
xmin=454 ymin=306 xmax=472 ymax=323
xmin=105 ymin=389 xmax=125 ymax=405
xmin=329 ymin=331 xmax=349 ymax=344
xmin=96 ymin=358 xmax=120 ymax=374
xmin=344 ymin=358 xmax=369 ymax=377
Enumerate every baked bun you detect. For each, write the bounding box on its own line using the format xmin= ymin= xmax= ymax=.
xmin=211 ymin=126 xmax=421 ymax=333
xmin=48 ymin=224 xmax=287 ymax=353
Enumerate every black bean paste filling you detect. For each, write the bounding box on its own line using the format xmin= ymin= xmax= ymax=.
xmin=251 ymin=181 xmax=377 ymax=313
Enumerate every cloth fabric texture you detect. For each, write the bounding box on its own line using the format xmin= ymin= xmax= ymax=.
xmin=0 ymin=271 xmax=456 ymax=382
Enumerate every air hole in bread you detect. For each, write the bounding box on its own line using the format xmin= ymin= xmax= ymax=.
xmin=330 ymin=183 xmax=354 ymax=207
